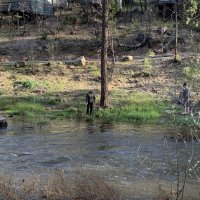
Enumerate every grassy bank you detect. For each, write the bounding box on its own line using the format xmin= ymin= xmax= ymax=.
xmin=96 ymin=92 xmax=168 ymax=122
xmin=0 ymin=92 xmax=169 ymax=123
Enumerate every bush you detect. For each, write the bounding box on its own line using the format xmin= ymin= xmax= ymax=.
xmin=22 ymin=80 xmax=32 ymax=89
xmin=41 ymin=31 xmax=49 ymax=40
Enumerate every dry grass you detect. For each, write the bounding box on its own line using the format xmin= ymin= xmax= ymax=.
xmin=157 ymin=185 xmax=176 ymax=200
xmin=0 ymin=171 xmax=120 ymax=200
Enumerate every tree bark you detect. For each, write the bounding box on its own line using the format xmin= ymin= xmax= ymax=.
xmin=174 ymin=2 xmax=178 ymax=62
xmin=140 ymin=0 xmax=144 ymax=13
xmin=100 ymin=0 xmax=109 ymax=108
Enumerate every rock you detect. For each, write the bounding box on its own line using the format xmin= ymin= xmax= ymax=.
xmin=122 ymin=56 xmax=134 ymax=62
xmin=0 ymin=116 xmax=7 ymax=128
xmin=68 ymin=65 xmax=75 ymax=69
xmin=65 ymin=56 xmax=87 ymax=67
xmin=57 ymin=62 xmax=63 ymax=65
xmin=118 ymin=25 xmax=126 ymax=30
xmin=75 ymin=56 xmax=86 ymax=67
xmin=14 ymin=61 xmax=26 ymax=67
xmin=158 ymin=27 xmax=168 ymax=34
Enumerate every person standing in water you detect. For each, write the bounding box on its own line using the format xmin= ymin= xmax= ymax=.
xmin=86 ymin=90 xmax=96 ymax=115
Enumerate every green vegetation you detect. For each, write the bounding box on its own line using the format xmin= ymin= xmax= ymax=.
xmin=8 ymin=102 xmax=45 ymax=117
xmin=183 ymin=66 xmax=200 ymax=80
xmin=0 ymin=95 xmax=61 ymax=117
xmin=143 ymin=57 xmax=153 ymax=75
xmin=88 ymin=63 xmax=101 ymax=78
xmin=0 ymin=92 xmax=168 ymax=123
xmin=154 ymin=19 xmax=174 ymax=29
xmin=96 ymin=93 xmax=167 ymax=122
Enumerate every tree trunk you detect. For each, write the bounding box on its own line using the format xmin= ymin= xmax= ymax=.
xmin=100 ymin=0 xmax=109 ymax=108
xmin=51 ymin=0 xmax=55 ymax=15
xmin=174 ymin=2 xmax=178 ymax=62
xmin=140 ymin=0 xmax=144 ymax=13
xmin=144 ymin=0 xmax=147 ymax=10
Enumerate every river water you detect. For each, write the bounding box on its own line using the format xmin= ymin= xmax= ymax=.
xmin=0 ymin=118 xmax=199 ymax=199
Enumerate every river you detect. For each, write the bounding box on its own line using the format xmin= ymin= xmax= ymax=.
xmin=0 ymin=118 xmax=199 ymax=199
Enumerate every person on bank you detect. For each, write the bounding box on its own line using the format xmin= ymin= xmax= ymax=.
xmin=86 ymin=90 xmax=96 ymax=115
xmin=181 ymin=82 xmax=190 ymax=114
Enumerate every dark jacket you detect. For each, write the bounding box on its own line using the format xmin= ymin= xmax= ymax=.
xmin=182 ymin=87 xmax=190 ymax=100
xmin=86 ymin=91 xmax=95 ymax=104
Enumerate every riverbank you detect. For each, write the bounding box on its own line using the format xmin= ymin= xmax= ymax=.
xmin=0 ymin=57 xmax=199 ymax=125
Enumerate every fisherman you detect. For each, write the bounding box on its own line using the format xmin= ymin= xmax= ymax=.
xmin=181 ymin=82 xmax=190 ymax=114
xmin=86 ymin=90 xmax=96 ymax=115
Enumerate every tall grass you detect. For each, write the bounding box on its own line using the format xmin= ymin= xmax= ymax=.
xmin=0 ymin=96 xmax=61 ymax=117
xmin=97 ymin=93 xmax=167 ymax=122
xmin=7 ymin=102 xmax=46 ymax=117
xmin=0 ymin=93 xmax=168 ymax=122
xmin=183 ymin=66 xmax=200 ymax=80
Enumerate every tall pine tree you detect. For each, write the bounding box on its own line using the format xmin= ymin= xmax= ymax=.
xmin=100 ymin=0 xmax=109 ymax=108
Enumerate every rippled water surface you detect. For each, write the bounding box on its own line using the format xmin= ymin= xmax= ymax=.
xmin=0 ymin=118 xmax=199 ymax=199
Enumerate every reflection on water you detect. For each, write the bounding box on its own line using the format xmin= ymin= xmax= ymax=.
xmin=0 ymin=118 xmax=200 ymax=199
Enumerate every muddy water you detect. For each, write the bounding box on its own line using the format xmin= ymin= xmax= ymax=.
xmin=0 ymin=118 xmax=199 ymax=199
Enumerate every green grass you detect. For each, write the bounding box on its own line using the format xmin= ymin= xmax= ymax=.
xmin=154 ymin=19 xmax=174 ymax=29
xmin=7 ymin=102 xmax=46 ymax=117
xmin=20 ymin=80 xmax=49 ymax=90
xmin=183 ymin=66 xmax=200 ymax=80
xmin=0 ymin=93 xmax=168 ymax=122
xmin=49 ymin=107 xmax=79 ymax=118
xmin=0 ymin=95 xmax=62 ymax=117
xmin=96 ymin=93 xmax=168 ymax=122
xmin=143 ymin=57 xmax=153 ymax=74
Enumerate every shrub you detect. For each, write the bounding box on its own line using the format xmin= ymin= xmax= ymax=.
xmin=41 ymin=31 xmax=48 ymax=40
xmin=143 ymin=57 xmax=153 ymax=75
xmin=22 ymin=80 xmax=32 ymax=89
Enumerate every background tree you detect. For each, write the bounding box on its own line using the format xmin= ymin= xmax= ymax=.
xmin=100 ymin=0 xmax=109 ymax=108
xmin=182 ymin=0 xmax=199 ymax=27
xmin=174 ymin=1 xmax=178 ymax=62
